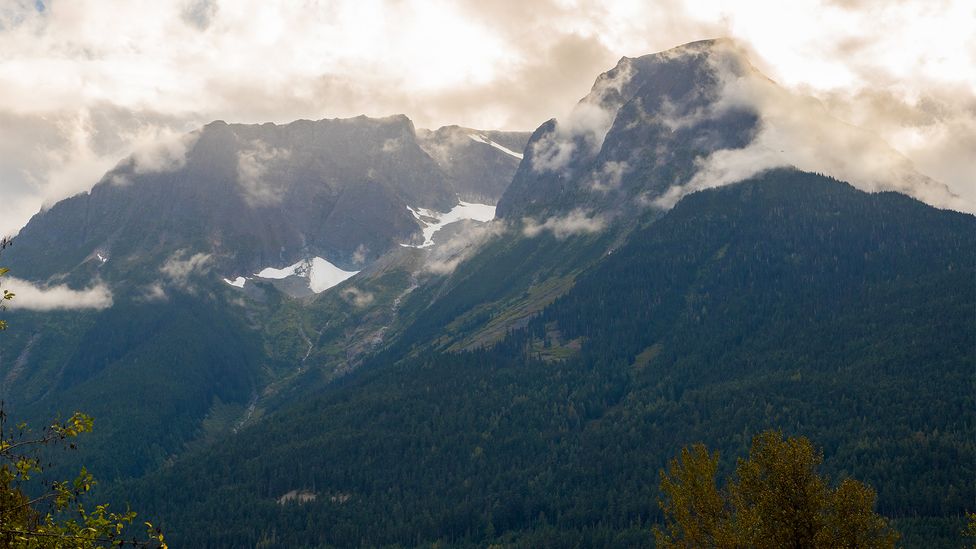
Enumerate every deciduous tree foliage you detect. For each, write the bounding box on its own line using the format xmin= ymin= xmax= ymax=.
xmin=0 ymin=236 xmax=13 ymax=331
xmin=655 ymin=430 xmax=900 ymax=548
xmin=0 ymin=241 xmax=165 ymax=548
xmin=0 ymin=406 xmax=167 ymax=548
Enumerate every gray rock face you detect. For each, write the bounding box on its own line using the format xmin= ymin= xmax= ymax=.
xmin=8 ymin=115 xmax=524 ymax=282
xmin=417 ymin=125 xmax=530 ymax=204
xmin=497 ymin=37 xmax=964 ymax=222
xmin=497 ymin=38 xmax=760 ymax=221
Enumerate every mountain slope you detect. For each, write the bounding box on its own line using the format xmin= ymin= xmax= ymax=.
xmin=116 ymin=171 xmax=975 ymax=548
xmin=0 ymin=114 xmax=528 ymax=481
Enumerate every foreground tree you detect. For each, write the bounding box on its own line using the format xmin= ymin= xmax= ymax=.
xmin=0 ymin=236 xmax=13 ymax=331
xmin=0 ymin=240 xmax=164 ymax=547
xmin=655 ymin=430 xmax=899 ymax=548
xmin=0 ymin=406 xmax=167 ymax=548
xmin=965 ymin=512 xmax=976 ymax=549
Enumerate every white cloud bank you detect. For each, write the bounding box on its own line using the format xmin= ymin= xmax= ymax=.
xmin=3 ymin=277 xmax=113 ymax=311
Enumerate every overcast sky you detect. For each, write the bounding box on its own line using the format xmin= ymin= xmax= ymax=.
xmin=0 ymin=0 xmax=973 ymax=235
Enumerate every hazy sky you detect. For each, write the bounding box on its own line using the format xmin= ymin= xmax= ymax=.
xmin=0 ymin=0 xmax=973 ymax=235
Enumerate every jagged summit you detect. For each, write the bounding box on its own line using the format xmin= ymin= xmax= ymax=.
xmin=496 ymin=38 xmax=761 ymax=219
xmin=497 ymin=38 xmax=963 ymax=221
xmin=7 ymin=114 xmax=527 ymax=284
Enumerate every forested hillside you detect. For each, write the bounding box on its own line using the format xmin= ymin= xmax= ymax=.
xmin=114 ymin=171 xmax=975 ymax=548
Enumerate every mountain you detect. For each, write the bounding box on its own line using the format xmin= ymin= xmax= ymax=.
xmin=1 ymin=38 xmax=973 ymax=548
xmin=0 ymin=114 xmax=528 ymax=479
xmin=418 ymin=125 xmax=531 ymax=204
xmin=8 ymin=115 xmax=527 ymax=284
xmin=497 ymin=38 xmax=966 ymax=222
xmin=116 ymin=171 xmax=975 ymax=548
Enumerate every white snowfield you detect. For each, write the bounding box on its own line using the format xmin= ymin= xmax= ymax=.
xmin=223 ymin=276 xmax=246 ymax=288
xmin=307 ymin=257 xmax=358 ymax=293
xmin=223 ymin=256 xmax=358 ymax=293
xmin=467 ymin=133 xmax=524 ymax=160
xmin=405 ymin=200 xmax=496 ymax=248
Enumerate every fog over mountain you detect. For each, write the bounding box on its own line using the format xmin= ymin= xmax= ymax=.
xmin=499 ymin=39 xmax=968 ymax=223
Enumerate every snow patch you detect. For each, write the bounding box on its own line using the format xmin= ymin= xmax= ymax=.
xmin=223 ymin=276 xmax=246 ymax=288
xmin=253 ymin=257 xmax=358 ymax=293
xmin=308 ymin=257 xmax=358 ymax=293
xmin=254 ymin=261 xmax=302 ymax=279
xmin=467 ymin=133 xmax=524 ymax=160
xmin=405 ymin=200 xmax=496 ymax=248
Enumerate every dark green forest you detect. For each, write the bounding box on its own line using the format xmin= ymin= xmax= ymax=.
xmin=109 ymin=171 xmax=975 ymax=548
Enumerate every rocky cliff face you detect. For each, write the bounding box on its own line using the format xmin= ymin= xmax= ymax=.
xmin=417 ymin=125 xmax=530 ymax=204
xmin=497 ymin=38 xmax=963 ymax=223
xmin=8 ymin=115 xmax=527 ymax=283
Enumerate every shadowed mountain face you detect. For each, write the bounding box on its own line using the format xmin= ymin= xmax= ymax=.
xmin=6 ymin=115 xmax=527 ymax=282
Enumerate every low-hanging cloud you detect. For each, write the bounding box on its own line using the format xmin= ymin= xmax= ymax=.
xmin=530 ymin=59 xmax=635 ymax=174
xmin=3 ymin=277 xmax=113 ymax=311
xmin=0 ymin=106 xmax=200 ymax=236
xmin=160 ymin=250 xmax=213 ymax=285
xmin=138 ymin=282 xmax=168 ymax=302
xmin=237 ymin=140 xmax=292 ymax=207
xmin=130 ymin=127 xmax=199 ymax=175
xmin=522 ymin=210 xmax=606 ymax=239
xmin=587 ymin=160 xmax=629 ymax=192
xmin=423 ymin=220 xmax=506 ymax=275
xmin=341 ymin=287 xmax=375 ymax=308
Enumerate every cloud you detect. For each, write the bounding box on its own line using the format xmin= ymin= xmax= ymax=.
xmin=138 ymin=282 xmax=168 ymax=302
xmin=160 ymin=251 xmax=212 ymax=285
xmin=3 ymin=277 xmax=113 ymax=311
xmin=129 ymin=127 xmax=199 ymax=175
xmin=0 ymin=106 xmax=200 ymax=236
xmin=341 ymin=287 xmax=374 ymax=308
xmin=351 ymin=244 xmax=368 ymax=265
xmin=381 ymin=137 xmax=403 ymax=153
xmin=530 ymin=59 xmax=635 ymax=174
xmin=652 ymin=42 xmax=972 ymax=212
xmin=423 ymin=220 xmax=505 ymax=275
xmin=522 ymin=210 xmax=606 ymax=239
xmin=587 ymin=160 xmax=629 ymax=192
xmin=236 ymin=140 xmax=291 ymax=207
xmin=180 ymin=0 xmax=217 ymax=30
